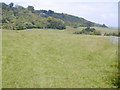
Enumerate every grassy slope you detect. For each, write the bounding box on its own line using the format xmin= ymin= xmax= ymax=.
xmin=2 ymin=29 xmax=118 ymax=88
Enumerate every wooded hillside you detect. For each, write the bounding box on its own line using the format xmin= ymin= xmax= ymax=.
xmin=0 ymin=3 xmax=108 ymax=30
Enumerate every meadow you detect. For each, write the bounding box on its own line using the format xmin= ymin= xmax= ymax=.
xmin=0 ymin=30 xmax=2 ymax=89
xmin=2 ymin=28 xmax=118 ymax=88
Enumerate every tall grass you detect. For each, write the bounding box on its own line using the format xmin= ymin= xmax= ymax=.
xmin=0 ymin=30 xmax=2 ymax=89
xmin=2 ymin=29 xmax=118 ymax=88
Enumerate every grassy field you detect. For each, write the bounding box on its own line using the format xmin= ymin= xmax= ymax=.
xmin=0 ymin=30 xmax=2 ymax=89
xmin=2 ymin=28 xmax=118 ymax=88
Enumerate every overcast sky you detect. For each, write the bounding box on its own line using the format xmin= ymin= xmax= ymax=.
xmin=1 ymin=0 xmax=119 ymax=28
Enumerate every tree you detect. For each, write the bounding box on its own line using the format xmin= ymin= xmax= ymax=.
xmin=102 ymin=24 xmax=108 ymax=28
xmin=27 ymin=6 xmax=34 ymax=13
xmin=86 ymin=21 xmax=94 ymax=27
xmin=46 ymin=16 xmax=66 ymax=30
xmin=39 ymin=10 xmax=47 ymax=14
xmin=9 ymin=3 xmax=14 ymax=8
xmin=47 ymin=10 xmax=54 ymax=15
xmin=84 ymin=27 xmax=95 ymax=32
xmin=1 ymin=3 xmax=9 ymax=10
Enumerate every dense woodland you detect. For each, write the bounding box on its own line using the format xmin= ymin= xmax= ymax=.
xmin=0 ymin=3 xmax=108 ymax=30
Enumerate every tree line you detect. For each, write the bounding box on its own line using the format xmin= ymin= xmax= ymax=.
xmin=1 ymin=3 xmax=66 ymax=30
xmin=1 ymin=2 xmax=108 ymax=30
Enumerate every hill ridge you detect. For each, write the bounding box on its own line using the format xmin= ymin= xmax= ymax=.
xmin=0 ymin=2 xmax=108 ymax=30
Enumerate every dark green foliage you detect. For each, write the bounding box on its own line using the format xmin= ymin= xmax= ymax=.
xmin=85 ymin=21 xmax=94 ymax=27
xmin=39 ymin=10 xmax=47 ymax=14
xmin=84 ymin=27 xmax=95 ymax=32
xmin=9 ymin=3 xmax=14 ymax=8
xmin=112 ymin=71 xmax=120 ymax=88
xmin=1 ymin=2 xmax=107 ymax=30
xmin=27 ymin=6 xmax=34 ymax=13
xmin=34 ymin=10 xmax=105 ymax=28
xmin=93 ymin=30 xmax=101 ymax=35
xmin=73 ymin=31 xmax=82 ymax=34
xmin=46 ymin=16 xmax=66 ymax=30
xmin=74 ymin=27 xmax=101 ymax=35
xmin=47 ymin=10 xmax=54 ymax=15
xmin=41 ymin=12 xmax=97 ymax=28
xmin=1 ymin=3 xmax=66 ymax=30
xmin=104 ymin=32 xmax=119 ymax=36
xmin=0 ymin=3 xmax=8 ymax=10
xmin=102 ymin=24 xmax=108 ymax=28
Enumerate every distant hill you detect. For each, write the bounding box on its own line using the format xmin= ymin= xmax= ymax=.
xmin=0 ymin=3 xmax=108 ymax=30
xmin=35 ymin=10 xmax=107 ymax=28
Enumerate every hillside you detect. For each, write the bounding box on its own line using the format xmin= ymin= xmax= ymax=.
xmin=0 ymin=3 xmax=107 ymax=30
xmin=36 ymin=10 xmax=106 ymax=28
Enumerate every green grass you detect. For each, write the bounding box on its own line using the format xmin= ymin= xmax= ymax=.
xmin=0 ymin=30 xmax=2 ymax=89
xmin=68 ymin=26 xmax=118 ymax=35
xmin=93 ymin=27 xmax=118 ymax=34
xmin=2 ymin=29 xmax=118 ymax=88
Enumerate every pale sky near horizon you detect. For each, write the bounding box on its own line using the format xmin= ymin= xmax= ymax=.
xmin=1 ymin=0 xmax=119 ymax=27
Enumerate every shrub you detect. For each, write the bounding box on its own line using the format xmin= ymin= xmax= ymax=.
xmin=93 ymin=30 xmax=101 ymax=35
xmin=46 ymin=16 xmax=66 ymax=30
xmin=104 ymin=32 xmax=119 ymax=36
xmin=73 ymin=27 xmax=101 ymax=35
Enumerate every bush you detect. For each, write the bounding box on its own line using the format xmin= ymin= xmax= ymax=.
xmin=93 ymin=30 xmax=101 ymax=35
xmin=84 ymin=27 xmax=95 ymax=32
xmin=46 ymin=16 xmax=66 ymax=30
xmin=73 ymin=31 xmax=82 ymax=34
xmin=104 ymin=32 xmax=119 ymax=36
xmin=73 ymin=27 xmax=101 ymax=35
